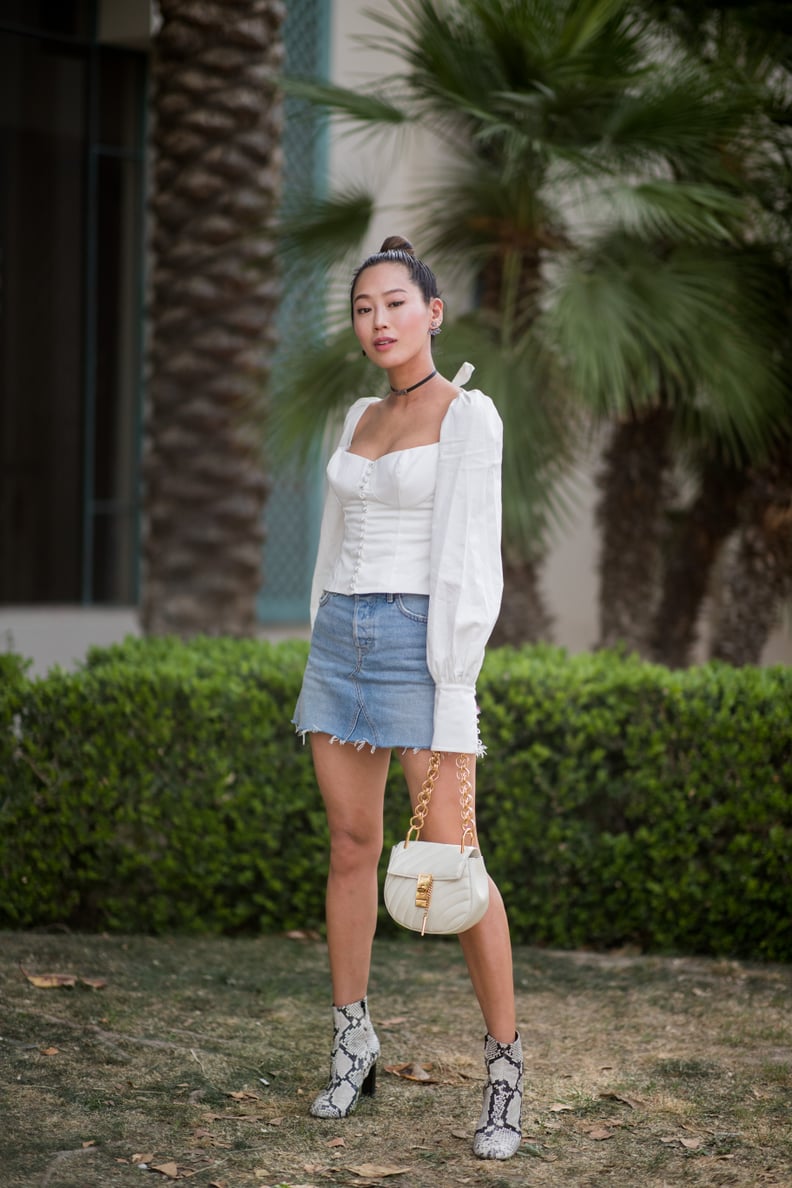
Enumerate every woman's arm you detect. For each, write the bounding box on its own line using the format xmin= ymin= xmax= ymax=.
xmin=427 ymin=388 xmax=503 ymax=755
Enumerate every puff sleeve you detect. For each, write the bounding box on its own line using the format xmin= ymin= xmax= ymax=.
xmin=308 ymin=397 xmax=379 ymax=626
xmin=426 ymin=386 xmax=503 ymax=755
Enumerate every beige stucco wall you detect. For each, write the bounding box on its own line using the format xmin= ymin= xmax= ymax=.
xmin=328 ymin=1 xmax=791 ymax=666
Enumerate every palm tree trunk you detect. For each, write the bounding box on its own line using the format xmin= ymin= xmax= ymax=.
xmin=596 ymin=406 xmax=673 ymax=656
xmin=491 ymin=559 xmax=553 ymax=646
xmin=650 ymin=459 xmax=747 ymax=667
xmin=142 ymin=0 xmax=284 ymax=637
xmin=709 ymin=456 xmax=792 ymax=665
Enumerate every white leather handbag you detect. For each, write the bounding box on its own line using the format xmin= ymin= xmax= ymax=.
xmin=384 ymin=751 xmax=490 ymax=936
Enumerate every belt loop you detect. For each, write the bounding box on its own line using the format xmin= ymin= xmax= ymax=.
xmin=386 ymin=592 xmax=395 ymax=603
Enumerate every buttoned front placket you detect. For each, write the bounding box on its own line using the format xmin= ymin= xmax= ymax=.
xmin=350 ymin=459 xmax=374 ymax=593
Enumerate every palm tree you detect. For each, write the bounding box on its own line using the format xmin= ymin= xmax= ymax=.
xmin=554 ymin=232 xmax=785 ymax=657
xmin=648 ymin=454 xmax=747 ymax=666
xmin=142 ymin=0 xmax=285 ymax=637
xmin=638 ymin=0 xmax=792 ymax=664
xmin=276 ymin=0 xmax=784 ymax=647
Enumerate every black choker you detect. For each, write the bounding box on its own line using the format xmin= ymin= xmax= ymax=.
xmin=390 ymin=369 xmax=437 ymax=396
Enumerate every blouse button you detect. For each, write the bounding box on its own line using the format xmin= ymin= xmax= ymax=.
xmin=352 ymin=462 xmax=372 ymax=591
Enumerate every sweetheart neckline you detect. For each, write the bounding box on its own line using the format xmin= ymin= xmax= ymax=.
xmin=344 ymin=441 xmax=440 ymax=463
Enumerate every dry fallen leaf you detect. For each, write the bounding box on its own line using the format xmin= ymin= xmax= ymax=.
xmin=660 ymin=1134 xmax=704 ymax=1150
xmin=40 ymin=1047 xmax=60 ymax=1056
xmin=548 ymin=1102 xmax=573 ymax=1113
xmin=22 ymin=968 xmax=77 ymax=989
xmin=326 ymin=1137 xmax=345 ymax=1148
xmin=227 ymin=1090 xmax=260 ymax=1101
xmin=151 ymin=1163 xmax=180 ymax=1179
xmin=384 ymin=1061 xmax=436 ymax=1082
xmin=266 ymin=1116 xmax=285 ymax=1127
xmin=380 ymin=1016 xmax=409 ymax=1027
xmin=347 ymin=1166 xmax=411 ymax=1179
xmin=81 ymin=1140 xmax=96 ymax=1149
xmin=132 ymin=1153 xmax=155 ymax=1163
xmin=587 ymin=1127 xmax=615 ymax=1141
xmin=20 ymin=966 xmax=107 ymax=990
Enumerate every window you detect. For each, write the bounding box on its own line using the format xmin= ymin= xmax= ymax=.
xmin=0 ymin=7 xmax=146 ymax=603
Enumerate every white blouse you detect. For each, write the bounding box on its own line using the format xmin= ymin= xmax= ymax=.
xmin=309 ymin=363 xmax=503 ymax=755
xmin=324 ymin=443 xmax=438 ymax=596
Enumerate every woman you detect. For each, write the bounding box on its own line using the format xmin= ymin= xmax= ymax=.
xmin=293 ymin=236 xmax=522 ymax=1160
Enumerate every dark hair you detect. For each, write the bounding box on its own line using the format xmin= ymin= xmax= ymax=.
xmin=350 ymin=235 xmax=440 ymax=316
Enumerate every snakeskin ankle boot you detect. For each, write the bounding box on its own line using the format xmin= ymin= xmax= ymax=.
xmin=310 ymin=997 xmax=380 ymax=1119
xmin=473 ymin=1031 xmax=523 ymax=1159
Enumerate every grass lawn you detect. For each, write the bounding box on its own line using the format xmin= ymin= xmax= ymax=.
xmin=1 ymin=932 xmax=790 ymax=1187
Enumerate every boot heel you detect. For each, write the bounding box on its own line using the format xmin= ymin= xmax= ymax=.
xmin=362 ymin=1061 xmax=377 ymax=1097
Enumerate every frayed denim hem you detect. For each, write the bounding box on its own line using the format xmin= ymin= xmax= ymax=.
xmin=293 ymin=725 xmax=429 ymax=756
xmin=293 ymin=725 xmax=486 ymax=758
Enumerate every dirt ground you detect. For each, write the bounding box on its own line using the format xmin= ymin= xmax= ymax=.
xmin=1 ymin=932 xmax=791 ymax=1188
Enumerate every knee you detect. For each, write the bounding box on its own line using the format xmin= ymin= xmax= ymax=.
xmin=328 ymin=825 xmax=382 ymax=874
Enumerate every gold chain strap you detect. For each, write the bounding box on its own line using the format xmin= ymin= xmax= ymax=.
xmin=456 ymin=753 xmax=477 ymax=848
xmin=404 ymin=751 xmax=478 ymax=851
xmin=405 ymin=750 xmax=440 ymax=843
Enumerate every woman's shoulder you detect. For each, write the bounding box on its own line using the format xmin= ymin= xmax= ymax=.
xmin=346 ymin=395 xmax=381 ymax=419
xmin=340 ymin=396 xmax=381 ymax=442
xmin=444 ymin=386 xmax=502 ymax=439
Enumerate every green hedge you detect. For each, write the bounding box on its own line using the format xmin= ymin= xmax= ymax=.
xmin=478 ymin=647 xmax=792 ymax=960
xmin=1 ymin=638 xmax=790 ymax=959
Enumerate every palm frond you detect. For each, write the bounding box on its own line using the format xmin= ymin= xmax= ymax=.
xmin=589 ymin=179 xmax=748 ymax=243
xmin=416 ymin=164 xmax=558 ymax=253
xmin=557 ymin=0 xmax=634 ymax=59
xmin=269 ymin=329 xmax=381 ymax=467
xmin=547 ymin=237 xmax=787 ymax=456
xmin=361 ymin=0 xmax=646 ymax=148
xmin=277 ymin=187 xmax=376 ymax=272
xmin=599 ymin=67 xmax=754 ymax=169
xmin=281 ymin=78 xmax=408 ymax=126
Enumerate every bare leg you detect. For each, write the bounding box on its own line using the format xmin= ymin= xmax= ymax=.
xmin=310 ymin=734 xmax=391 ymax=1005
xmin=399 ymin=749 xmax=517 ymax=1044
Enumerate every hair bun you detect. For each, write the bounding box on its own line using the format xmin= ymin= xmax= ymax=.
xmin=379 ymin=234 xmax=415 ymax=256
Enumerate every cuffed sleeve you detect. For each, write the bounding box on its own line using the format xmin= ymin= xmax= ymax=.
xmin=426 ymin=386 xmax=503 ymax=755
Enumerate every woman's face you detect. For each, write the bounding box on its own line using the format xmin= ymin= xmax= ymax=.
xmin=352 ymin=261 xmax=441 ymax=370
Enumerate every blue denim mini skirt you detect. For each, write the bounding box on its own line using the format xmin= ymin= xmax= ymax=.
xmin=292 ymin=591 xmax=434 ymax=751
